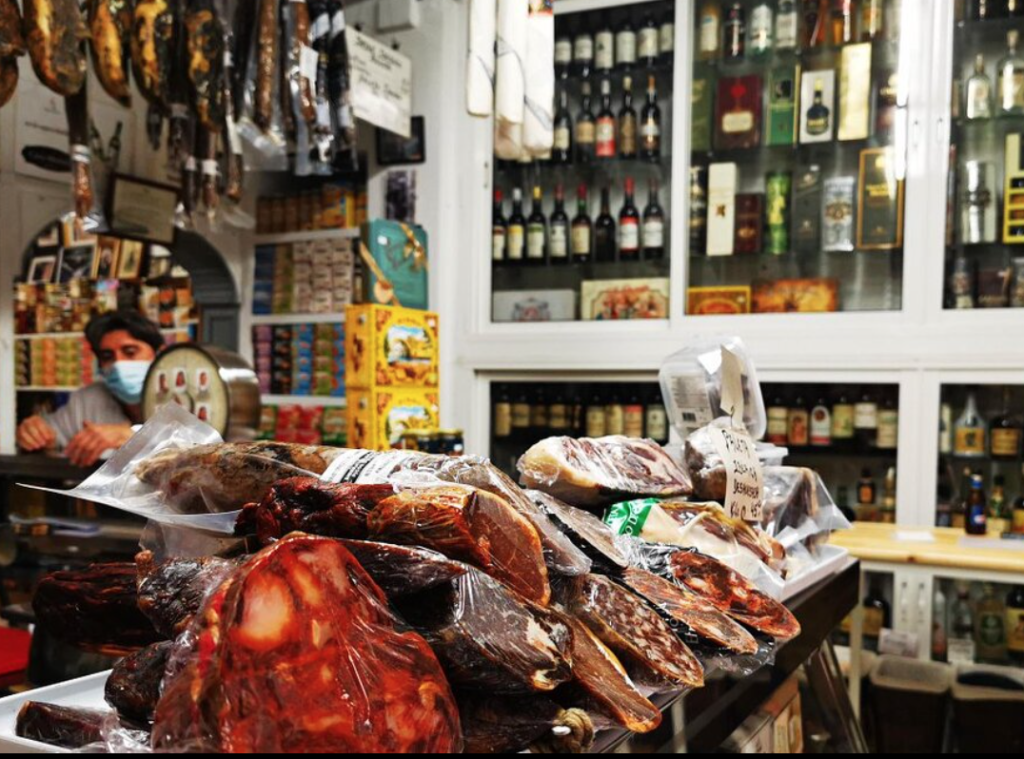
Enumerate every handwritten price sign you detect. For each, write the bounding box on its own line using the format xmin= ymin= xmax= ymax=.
xmin=708 ymin=425 xmax=764 ymax=523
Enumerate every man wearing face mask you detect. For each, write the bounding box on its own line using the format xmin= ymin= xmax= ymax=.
xmin=16 ymin=311 xmax=164 ymax=467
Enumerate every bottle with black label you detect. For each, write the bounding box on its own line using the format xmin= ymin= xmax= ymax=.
xmin=572 ymin=184 xmax=593 ymax=264
xmin=725 ymin=3 xmax=747 ymax=61
xmin=595 ymin=187 xmax=617 ymax=262
xmin=1007 ymin=586 xmax=1024 ymax=666
xmin=689 ymin=166 xmax=708 ymax=255
xmin=595 ymin=14 xmax=615 ymax=76
xmin=549 ymin=184 xmax=570 ymax=265
xmin=586 ymin=388 xmax=608 ymax=438
xmin=639 ymin=11 xmax=660 ymax=69
xmin=492 ymin=190 xmax=507 ymax=265
xmin=552 ymin=86 xmax=573 ymax=165
xmin=494 ymin=386 xmax=512 ymax=439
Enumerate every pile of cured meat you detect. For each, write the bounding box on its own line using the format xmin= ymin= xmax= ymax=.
xmin=18 ymin=435 xmax=803 ymax=754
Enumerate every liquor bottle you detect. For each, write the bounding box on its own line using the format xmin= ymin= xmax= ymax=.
xmin=940 ymin=402 xmax=954 ymax=454
xmin=976 ymin=584 xmax=1008 ymax=663
xmin=934 ymin=586 xmax=949 ymax=663
xmin=586 ymin=388 xmax=607 ymax=438
xmin=619 ymin=76 xmax=638 ymax=159
xmin=530 ymin=388 xmax=550 ymax=433
xmin=725 ymin=3 xmax=747 ymax=61
xmin=766 ymin=172 xmax=792 ymax=255
xmin=507 ymin=188 xmax=527 ymax=265
xmin=494 ymin=386 xmax=512 ymax=439
xmin=961 ymin=162 xmax=997 ymax=244
xmin=777 ymin=0 xmax=799 ymax=50
xmin=991 ymin=475 xmax=1009 ymax=533
xmin=689 ymin=166 xmax=709 ymax=254
xmin=877 ymin=397 xmax=899 ymax=450
xmin=861 ymin=0 xmax=883 ymax=40
xmin=883 ymin=466 xmax=897 ymax=521
xmin=1015 ymin=473 xmax=1024 ymax=534
xmin=641 ymin=75 xmax=662 ymax=161
xmin=555 ymin=22 xmax=573 ymax=79
xmin=997 ymin=30 xmax=1024 ymax=115
xmin=492 ymin=190 xmax=507 ymax=265
xmin=863 ymin=578 xmax=891 ymax=651
xmin=858 ymin=468 xmax=877 ymax=507
xmin=1011 ymin=0 xmax=1024 ymax=17
xmin=553 ymin=87 xmax=573 ymax=165
xmin=576 ymin=82 xmax=597 ymax=164
xmin=616 ymin=15 xmax=638 ymax=72
xmin=811 ymin=399 xmax=833 ymax=446
xmin=1008 ymin=586 xmax=1024 ymax=666
xmin=751 ymin=2 xmax=774 ymax=56
xmin=833 ymin=393 xmax=855 ymax=441
xmin=595 ymin=187 xmax=617 ymax=262
xmin=659 ymin=8 xmax=675 ymax=65
xmin=596 ymin=79 xmax=617 ymax=160
xmin=966 ymin=55 xmax=995 ymax=120
xmin=646 ymin=390 xmax=669 ymax=445
xmin=949 ymin=583 xmax=977 ymax=665
xmin=549 ymin=389 xmax=570 ymax=433
xmin=805 ymin=78 xmax=832 ymax=137
xmin=855 ymin=391 xmax=879 ymax=448
xmin=803 ymin=0 xmax=829 ymax=48
xmin=572 ymin=185 xmax=594 ymax=264
xmin=549 ymin=184 xmax=570 ymax=265
xmin=767 ymin=396 xmax=789 ymax=445
xmin=969 ymin=0 xmax=998 ymax=18
xmin=624 ymin=390 xmax=645 ymax=438
xmin=574 ymin=19 xmax=594 ymax=79
xmin=595 ymin=14 xmax=615 ymax=76
xmin=512 ymin=388 xmax=532 ymax=435
xmin=606 ymin=387 xmax=626 ymax=436
xmin=698 ymin=0 xmax=723 ymax=62
xmin=991 ymin=389 xmax=1023 ymax=459
xmin=831 ymin=0 xmax=857 ymax=46
xmin=639 ymin=11 xmax=660 ymax=69
xmin=526 ymin=186 xmax=548 ymax=265
xmin=788 ymin=397 xmax=810 ymax=446
xmin=643 ymin=179 xmax=666 ymax=261
xmin=955 ymin=392 xmax=989 ymax=458
xmin=619 ymin=177 xmax=641 ymax=260
xmin=966 ymin=475 xmax=989 ymax=536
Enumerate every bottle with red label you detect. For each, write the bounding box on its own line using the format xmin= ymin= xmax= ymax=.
xmin=596 ymin=78 xmax=617 ymax=160
xmin=811 ymin=398 xmax=833 ymax=447
xmin=619 ymin=178 xmax=641 ymax=260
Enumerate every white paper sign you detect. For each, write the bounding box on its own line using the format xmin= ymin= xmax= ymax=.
xmin=346 ymin=27 xmax=412 ymax=138
xmin=708 ymin=425 xmax=764 ymax=523
xmin=879 ymin=629 xmax=921 ymax=659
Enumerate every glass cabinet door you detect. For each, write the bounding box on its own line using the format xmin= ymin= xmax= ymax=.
xmin=685 ymin=0 xmax=909 ymax=316
xmin=491 ymin=1 xmax=676 ymax=324
xmin=945 ymin=3 xmax=1024 ymax=310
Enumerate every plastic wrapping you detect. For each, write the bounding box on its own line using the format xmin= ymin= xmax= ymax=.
xmin=517 ymin=435 xmax=694 ymax=510
xmin=529 ymin=489 xmax=633 ymax=571
xmin=135 ymin=550 xmax=240 ymax=638
xmin=762 ymin=466 xmax=852 ymax=549
xmin=458 ymin=696 xmax=581 ymax=755
xmin=151 ymin=534 xmax=463 ymax=752
xmin=562 ymin=574 xmax=705 ymax=694
xmin=15 ymin=703 xmax=111 ymax=750
xmin=104 ymin=642 xmax=173 ymax=724
xmin=660 ymin=336 xmax=767 ymax=440
xmin=327 ymin=0 xmax=358 ymax=173
xmin=65 ymin=88 xmax=104 ymax=230
xmin=236 ymin=0 xmax=288 ymax=167
xmin=340 ymin=539 xmax=470 ymax=598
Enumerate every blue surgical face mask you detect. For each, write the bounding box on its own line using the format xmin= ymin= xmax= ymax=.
xmin=102 ymin=361 xmax=152 ymax=405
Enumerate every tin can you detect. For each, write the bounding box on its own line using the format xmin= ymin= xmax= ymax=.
xmin=766 ymin=172 xmax=792 ymax=255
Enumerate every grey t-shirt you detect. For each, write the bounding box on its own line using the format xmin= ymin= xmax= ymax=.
xmin=42 ymin=383 xmax=132 ymax=449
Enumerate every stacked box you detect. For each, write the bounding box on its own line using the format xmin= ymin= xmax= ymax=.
xmin=253 ymin=322 xmax=346 ymax=398
xmin=272 ymin=245 xmax=294 ymax=314
xmin=253 ymin=246 xmax=276 ymax=315
xmin=252 ymin=239 xmax=356 ymax=318
xmin=258 ymin=404 xmax=348 ymax=446
xmin=272 ymin=326 xmax=293 ymax=396
xmin=254 ymin=325 xmax=273 ymax=394
xmin=18 ymin=337 xmax=96 ymax=388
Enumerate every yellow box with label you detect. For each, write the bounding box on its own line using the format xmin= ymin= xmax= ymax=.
xmin=347 ymin=387 xmax=440 ymax=451
xmin=345 ymin=304 xmax=439 ymax=390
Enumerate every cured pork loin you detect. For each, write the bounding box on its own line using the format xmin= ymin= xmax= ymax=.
xmin=33 ymin=563 xmax=161 ymax=654
xmin=621 ymin=568 xmax=759 ymax=656
xmin=235 ymin=477 xmax=395 ymax=544
xmin=339 ymin=540 xmax=469 ymax=598
xmin=367 ymin=485 xmax=550 ymax=605
xmin=105 ymin=642 xmax=173 ymax=724
xmin=152 ymin=534 xmax=462 ymax=753
xmin=23 ymin=0 xmax=88 ymax=96
xmin=395 ymin=567 xmax=573 ymax=695
xmin=564 ymin=574 xmax=704 ymax=692
xmin=667 ymin=551 xmax=801 ymax=641
xmin=16 ymin=703 xmax=108 ymax=750
xmin=530 ymin=490 xmax=634 ymax=570
xmin=136 ymin=552 xmax=238 ymax=638
xmin=518 ymin=436 xmax=693 ymax=510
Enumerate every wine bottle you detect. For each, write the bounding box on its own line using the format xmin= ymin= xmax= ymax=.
xmin=643 ymin=179 xmax=666 ymax=260
xmin=595 ymin=187 xmax=617 ymax=262
xmin=549 ymin=184 xmax=571 ymax=265
xmin=572 ymin=184 xmax=593 ymax=264
xmin=492 ymin=189 xmax=507 ymax=265
xmin=641 ymin=74 xmax=662 ymax=161
xmin=619 ymin=177 xmax=641 ymax=260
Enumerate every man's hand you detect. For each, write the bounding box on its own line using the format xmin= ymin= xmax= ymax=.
xmin=65 ymin=423 xmax=134 ymax=468
xmin=17 ymin=416 xmax=57 ymax=453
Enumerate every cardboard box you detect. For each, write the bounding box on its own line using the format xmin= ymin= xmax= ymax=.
xmin=800 ymin=70 xmax=836 ymax=144
xmin=767 ymin=65 xmax=800 ymax=146
xmin=857 ymin=148 xmax=904 ymax=250
xmin=735 ymin=193 xmax=765 ymax=254
xmin=753 ymin=278 xmax=839 ymax=313
xmin=839 ymin=44 xmax=872 ymax=141
xmin=687 ymin=286 xmax=752 ymax=316
xmin=691 ymin=75 xmax=714 ymax=153
xmin=722 ymin=676 xmax=804 ymax=754
xmin=345 ymin=304 xmax=439 ymax=389
xmin=360 ymin=219 xmax=429 ymax=310
xmin=716 ymin=75 xmax=763 ymax=150
xmin=708 ymin=163 xmax=739 ymax=257
xmin=348 ymin=387 xmax=441 ymax=451
xmin=580 ymin=278 xmax=670 ymax=320
xmin=492 ymin=290 xmax=577 ymax=322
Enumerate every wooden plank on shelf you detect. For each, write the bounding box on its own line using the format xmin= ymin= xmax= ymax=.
xmin=253 ymin=228 xmax=361 ymax=246
xmin=16 ymin=387 xmax=82 ymax=393
xmin=250 ymin=313 xmax=348 ymax=326
xmin=261 ymin=395 xmax=348 ymax=408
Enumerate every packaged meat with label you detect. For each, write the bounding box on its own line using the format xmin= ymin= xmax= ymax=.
xmin=339 ymin=539 xmax=470 ymax=598
xmin=529 ymin=489 xmax=635 ymax=571
xmin=518 ymin=436 xmax=694 ymax=509
xmin=565 ymin=574 xmax=704 ymax=692
xmin=557 ymin=616 xmax=663 ymax=733
xmin=666 ymin=551 xmax=801 ymax=641
xmin=152 ymin=534 xmax=462 ymax=753
xmin=367 ymin=484 xmax=551 ymax=606
xmin=458 ymin=696 xmax=595 ymax=754
xmin=105 ymin=642 xmax=173 ymax=724
xmin=136 ymin=552 xmax=239 ymax=639
xmin=394 ymin=566 xmax=573 ymax=695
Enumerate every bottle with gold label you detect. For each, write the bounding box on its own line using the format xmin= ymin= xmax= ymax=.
xmin=976 ymin=584 xmax=1008 ymax=663
xmin=512 ymin=388 xmax=532 ymax=436
xmin=1007 ymin=586 xmax=1024 ymax=666
xmin=494 ymin=386 xmax=512 ymax=439
xmin=954 ymin=392 xmax=988 ymax=458
xmin=833 ymin=393 xmax=855 ymax=441
xmin=624 ymin=390 xmax=645 ymax=439
xmin=586 ymin=388 xmax=607 ymax=438
xmin=990 ymin=389 xmax=1023 ymax=460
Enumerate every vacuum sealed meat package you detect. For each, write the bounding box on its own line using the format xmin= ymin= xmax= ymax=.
xmin=458 ymin=695 xmax=594 ymax=754
xmin=518 ymin=436 xmax=693 ymax=510
xmin=135 ymin=551 xmax=240 ymax=638
xmin=152 ymin=534 xmax=462 ymax=753
xmin=104 ymin=642 xmax=174 ymax=724
xmin=339 ymin=540 xmax=470 ymax=598
xmin=528 ymin=489 xmax=635 ymax=571
xmin=16 ymin=703 xmax=110 ymax=750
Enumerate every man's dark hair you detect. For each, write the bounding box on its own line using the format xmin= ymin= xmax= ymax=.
xmin=85 ymin=311 xmax=165 ymax=355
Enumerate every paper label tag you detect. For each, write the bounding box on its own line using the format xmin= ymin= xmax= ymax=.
xmin=665 ymin=371 xmax=715 ymax=438
xmin=604 ymin=499 xmax=661 ymax=537
xmin=708 ymin=425 xmax=763 ymax=522
xmin=322 ymin=449 xmax=423 ymax=484
xmin=300 ymin=45 xmax=320 ymax=81
xmin=879 ymin=629 xmax=920 ymax=658
xmin=719 ymin=347 xmax=746 ymax=428
xmin=947 ymin=638 xmax=976 ymax=665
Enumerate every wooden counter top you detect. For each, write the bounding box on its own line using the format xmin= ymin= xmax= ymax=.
xmin=831 ymin=523 xmax=1024 ymax=575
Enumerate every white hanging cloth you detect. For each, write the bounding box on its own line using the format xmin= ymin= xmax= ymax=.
xmin=522 ymin=0 xmax=554 ymax=157
xmin=466 ymin=0 xmax=497 ymax=117
xmin=494 ymin=0 xmax=528 ymax=160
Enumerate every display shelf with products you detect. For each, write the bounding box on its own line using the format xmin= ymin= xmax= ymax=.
xmin=931 ymin=577 xmax=1024 ymax=669
xmin=252 ymin=228 xmax=362 ymax=247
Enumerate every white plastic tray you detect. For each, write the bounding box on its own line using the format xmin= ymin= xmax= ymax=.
xmin=0 ymin=672 xmax=111 ymax=754
xmin=781 ymin=544 xmax=851 ymax=603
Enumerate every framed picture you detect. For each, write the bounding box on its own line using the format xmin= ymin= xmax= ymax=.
xmin=27 ymin=255 xmax=57 ymax=284
xmin=376 ymin=116 xmax=426 ymax=166
xmin=92 ymin=237 xmax=121 ymax=280
xmin=117 ymin=240 xmax=146 ymax=279
xmin=58 ymin=246 xmax=96 ymax=284
xmin=36 ymin=224 xmax=60 ymax=249
xmin=109 ymin=174 xmax=178 ymax=244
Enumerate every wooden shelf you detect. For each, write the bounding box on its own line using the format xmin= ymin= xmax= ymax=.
xmin=16 ymin=386 xmax=81 ymax=393
xmin=262 ymin=395 xmax=348 ymax=408
xmin=250 ymin=313 xmax=347 ymax=326
xmin=253 ymin=228 xmax=360 ymax=246
xmin=15 ymin=324 xmax=199 ymax=341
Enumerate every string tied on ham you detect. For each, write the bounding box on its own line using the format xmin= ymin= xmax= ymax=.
xmin=530 ymin=708 xmax=595 ymax=755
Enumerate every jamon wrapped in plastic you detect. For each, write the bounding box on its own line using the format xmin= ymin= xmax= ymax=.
xmin=16 ymin=704 xmax=109 ymax=750
xmin=529 ymin=489 xmax=635 ymax=571
xmin=367 ymin=484 xmax=551 ymax=606
xmin=684 ymin=424 xmax=731 ymax=501
xmin=136 ymin=552 xmax=239 ymax=638
xmin=151 ymin=534 xmax=462 ymax=753
xmin=339 ymin=540 xmax=470 ymax=598
xmin=518 ymin=436 xmax=693 ymax=509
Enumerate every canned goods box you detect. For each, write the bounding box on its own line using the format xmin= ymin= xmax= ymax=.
xmin=345 ymin=304 xmax=439 ymax=390
xmin=347 ymin=388 xmax=441 ymax=452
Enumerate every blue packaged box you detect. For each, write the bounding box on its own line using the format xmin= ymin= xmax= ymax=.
xmin=360 ymin=220 xmax=429 ymax=310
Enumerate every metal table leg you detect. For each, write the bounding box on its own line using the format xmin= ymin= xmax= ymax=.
xmin=803 ymin=639 xmax=870 ymax=754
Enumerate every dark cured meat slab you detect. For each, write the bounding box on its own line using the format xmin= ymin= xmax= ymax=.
xmin=234 ymin=477 xmax=395 ymax=545
xmin=621 ymin=568 xmax=759 ymax=656
xmin=16 ymin=703 xmax=107 ymax=749
xmin=105 ymin=642 xmax=173 ymax=724
xmin=152 ymin=534 xmax=462 ymax=753
xmin=33 ymin=563 xmax=161 ymax=654
xmin=668 ymin=551 xmax=801 ymax=641
xmin=458 ymin=695 xmax=563 ymax=754
xmin=339 ymin=540 xmax=469 ymax=598
xmin=136 ymin=552 xmax=238 ymax=639
xmin=367 ymin=485 xmax=551 ymax=606
xmin=529 ymin=490 xmax=633 ymax=570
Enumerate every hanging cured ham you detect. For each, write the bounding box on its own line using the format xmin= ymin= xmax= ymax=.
xmin=23 ymin=0 xmax=88 ymax=96
xmin=89 ymin=0 xmax=133 ymax=105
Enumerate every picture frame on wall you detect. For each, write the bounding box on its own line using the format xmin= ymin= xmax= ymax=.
xmin=108 ymin=175 xmax=178 ymax=245
xmin=376 ymin=116 xmax=426 ymax=166
xmin=117 ymin=240 xmax=146 ymax=279
xmin=92 ymin=237 xmax=121 ymax=280
xmin=26 ymin=255 xmax=57 ymax=284
xmin=57 ymin=246 xmax=97 ymax=284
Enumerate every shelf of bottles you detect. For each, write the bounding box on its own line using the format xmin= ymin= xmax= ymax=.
xmin=490 ymin=380 xmax=669 ymax=477
xmin=945 ymin=2 xmax=1024 ymax=310
xmin=933 ymin=578 xmax=1024 ymax=670
xmin=491 ymin=2 xmax=676 ymax=323
xmin=686 ymin=0 xmax=906 ymax=316
xmin=937 ymin=384 xmax=1024 ymax=532
xmin=761 ymin=382 xmax=899 ymax=523
xmin=833 ymin=569 xmax=893 ymax=653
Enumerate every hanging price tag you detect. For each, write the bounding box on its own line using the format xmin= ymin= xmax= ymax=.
xmin=708 ymin=424 xmax=764 ymax=523
xmin=719 ymin=346 xmax=746 ymax=429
